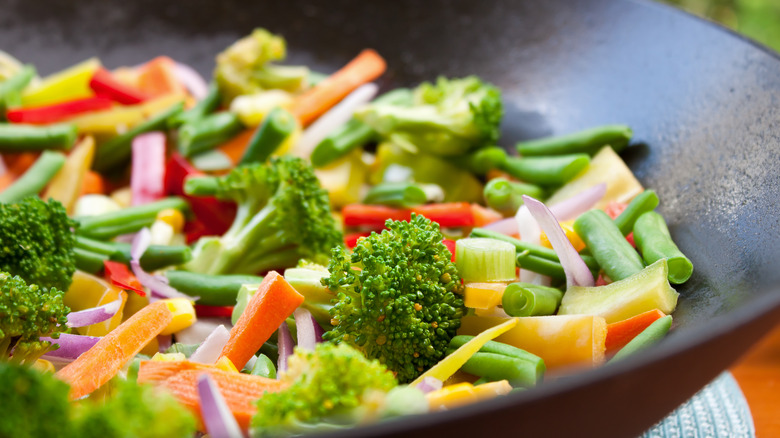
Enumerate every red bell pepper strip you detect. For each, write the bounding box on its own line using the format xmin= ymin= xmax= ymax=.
xmin=442 ymin=239 xmax=457 ymax=262
xmin=6 ymin=96 xmax=113 ymax=124
xmin=344 ymin=231 xmax=372 ymax=248
xmin=104 ymin=260 xmax=146 ymax=296
xmin=411 ymin=202 xmax=475 ymax=228
xmin=89 ymin=68 xmax=148 ymax=105
xmin=194 ymin=305 xmax=235 ymax=318
xmin=604 ymin=201 xmax=635 ymax=247
xmin=342 ymin=204 xmax=411 ymax=229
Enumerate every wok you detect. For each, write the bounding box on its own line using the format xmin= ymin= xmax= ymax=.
xmin=3 ymin=0 xmax=780 ymax=436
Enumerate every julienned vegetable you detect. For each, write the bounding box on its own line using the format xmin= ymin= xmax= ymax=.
xmin=239 ymin=106 xmax=297 ymax=165
xmin=516 ymin=124 xmax=633 ymax=156
xmin=447 ymin=336 xmax=545 ymax=388
xmin=633 ymin=211 xmax=693 ymax=284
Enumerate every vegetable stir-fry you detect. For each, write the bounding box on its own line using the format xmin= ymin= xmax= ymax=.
xmin=0 ymin=28 xmax=692 ymax=437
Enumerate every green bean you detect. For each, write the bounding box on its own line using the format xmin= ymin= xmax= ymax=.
xmin=515 ymin=251 xmax=565 ymax=280
xmin=250 ymin=353 xmax=277 ymax=379
xmin=452 ymin=146 xmax=508 ymax=176
xmin=483 ymin=178 xmax=545 ymax=215
xmin=449 ymin=337 xmax=542 ymax=362
xmin=73 ymin=247 xmax=108 ymax=274
xmin=573 ymin=209 xmax=645 ymax=281
xmin=501 ymin=154 xmax=590 ymax=187
xmin=610 ymin=315 xmax=673 ymax=362
xmin=363 ymin=182 xmax=427 ymax=208
xmin=0 ymin=150 xmax=66 ymax=203
xmin=77 ymin=197 xmax=189 ymax=238
xmin=168 ymin=83 xmax=220 ymax=128
xmin=179 ymin=111 xmax=244 ymax=157
xmin=239 ymin=107 xmax=296 ymax=165
xmin=75 ymin=235 xmax=191 ymax=271
xmin=470 ymin=228 xmax=600 ymax=270
xmin=164 ymin=270 xmax=264 ymax=306
xmin=93 ymin=102 xmax=183 ymax=171
xmin=613 ymin=190 xmax=659 ymax=236
xmin=444 ymin=350 xmax=543 ymax=388
xmin=0 ymin=65 xmax=36 ymax=118
xmin=633 ymin=212 xmax=693 ymax=284
xmin=516 ymin=124 xmax=632 ymax=156
xmin=502 ymin=282 xmax=563 ymax=317
xmin=0 ymin=123 xmax=78 ymax=152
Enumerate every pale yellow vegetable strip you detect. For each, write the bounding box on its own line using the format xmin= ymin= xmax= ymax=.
xmin=410 ymin=318 xmax=518 ymax=387
xmin=22 ymin=58 xmax=101 ymax=107
xmin=42 ymin=136 xmax=95 ymax=213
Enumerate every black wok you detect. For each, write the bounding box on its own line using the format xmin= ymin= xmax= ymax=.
xmin=3 ymin=0 xmax=780 ymax=436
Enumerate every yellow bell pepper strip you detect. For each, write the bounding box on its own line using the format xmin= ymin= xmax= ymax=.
xmin=463 ymin=282 xmax=507 ymax=310
xmin=426 ymin=380 xmax=512 ymax=411
xmin=160 ymin=298 xmax=197 ymax=335
xmin=42 ymin=136 xmax=95 ymax=214
xmin=21 ymin=58 xmax=101 ymax=107
xmin=540 ymin=221 xmax=585 ymax=252
xmin=66 ymin=92 xmax=185 ymax=135
xmin=410 ymin=318 xmax=517 ymax=388
xmin=63 ymin=271 xmax=129 ymax=337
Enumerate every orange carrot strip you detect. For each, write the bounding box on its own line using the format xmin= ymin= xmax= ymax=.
xmin=6 ymin=152 xmax=39 ymax=176
xmin=137 ymin=359 xmax=217 ymax=384
xmin=471 ymin=203 xmax=504 ymax=227
xmin=0 ymin=174 xmax=14 ymax=192
xmin=136 ymin=57 xmax=185 ymax=98
xmin=290 ymin=49 xmax=386 ymax=126
xmin=55 ymin=300 xmax=173 ymax=399
xmin=162 ymin=369 xmax=289 ymax=430
xmin=605 ymin=308 xmax=666 ymax=353
xmin=217 ymin=129 xmax=255 ymax=165
xmin=219 ymin=271 xmax=304 ymax=369
xmin=80 ymin=170 xmax=107 ymax=195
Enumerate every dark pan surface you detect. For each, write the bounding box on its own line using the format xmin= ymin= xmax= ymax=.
xmin=3 ymin=0 xmax=780 ymax=436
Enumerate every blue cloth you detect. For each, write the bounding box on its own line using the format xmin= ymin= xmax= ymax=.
xmin=641 ymin=372 xmax=755 ymax=438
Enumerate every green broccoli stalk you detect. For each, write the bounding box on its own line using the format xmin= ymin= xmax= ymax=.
xmin=355 ymin=76 xmax=503 ymax=157
xmin=0 ymin=272 xmax=70 ymax=365
xmin=0 ymin=197 xmax=77 ymax=292
xmin=183 ymin=157 xmax=343 ymax=275
xmin=250 ymin=342 xmax=427 ymax=437
xmin=322 ymin=214 xmax=466 ymax=383
xmin=214 ymin=28 xmax=309 ymax=103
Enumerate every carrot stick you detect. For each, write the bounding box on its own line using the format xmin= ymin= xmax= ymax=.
xmin=0 ymin=173 xmax=14 ymax=192
xmin=605 ymin=308 xmax=666 ymax=354
xmin=137 ymin=56 xmax=185 ymax=98
xmin=217 ymin=129 xmax=255 ymax=164
xmin=55 ymin=300 xmax=174 ymax=399
xmin=80 ymin=170 xmax=107 ymax=195
xmin=290 ymin=49 xmax=386 ymax=126
xmin=137 ymin=359 xmax=217 ymax=384
xmin=219 ymin=271 xmax=304 ymax=369
xmin=471 ymin=203 xmax=504 ymax=227
xmin=6 ymin=152 xmax=39 ymax=176
xmin=162 ymin=369 xmax=289 ymax=430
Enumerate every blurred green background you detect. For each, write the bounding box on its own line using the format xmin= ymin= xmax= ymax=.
xmin=661 ymin=0 xmax=780 ymax=52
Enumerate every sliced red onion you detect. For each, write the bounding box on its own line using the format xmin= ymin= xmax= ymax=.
xmin=515 ymin=205 xmax=540 ymax=244
xmin=523 ymin=195 xmax=594 ymax=287
xmin=190 ymin=325 xmax=230 ymax=364
xmin=40 ymin=333 xmax=101 ymax=361
xmin=416 ymin=376 xmax=443 ymax=394
xmin=174 ymin=62 xmax=209 ymax=100
xmin=0 ymin=155 xmax=7 ymax=178
xmin=197 ymin=374 xmax=244 ymax=438
xmin=131 ymin=228 xmax=197 ymax=301
xmin=157 ymin=334 xmax=173 ymax=353
xmin=482 ymin=217 xmax=519 ymax=236
xmin=294 ymin=82 xmax=379 ymax=158
xmin=131 ymin=132 xmax=167 ymax=206
xmin=293 ymin=308 xmax=323 ymax=351
xmin=66 ymin=296 xmax=122 ymax=328
xmin=277 ymin=322 xmax=294 ymax=374
xmin=549 ymin=183 xmax=606 ymax=222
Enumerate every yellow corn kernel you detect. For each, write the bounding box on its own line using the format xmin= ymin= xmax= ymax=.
xmin=464 ymin=282 xmax=508 ymax=310
xmin=215 ymin=356 xmax=239 ymax=373
xmin=540 ymin=221 xmax=586 ymax=252
xmin=160 ymin=298 xmax=197 ymax=335
xmin=156 ymin=208 xmax=185 ymax=233
xmin=33 ymin=359 xmax=55 ymax=373
xmin=426 ymin=380 xmax=512 ymax=411
xmin=151 ymin=352 xmax=186 ymax=362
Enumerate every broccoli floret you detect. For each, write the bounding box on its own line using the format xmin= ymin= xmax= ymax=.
xmin=0 ymin=197 xmax=77 ymax=292
xmin=0 ymin=272 xmax=69 ymax=364
xmin=214 ymin=28 xmax=309 ymax=103
xmin=251 ymin=342 xmax=427 ymax=437
xmin=355 ymin=76 xmax=503 ymax=156
xmin=73 ymin=379 xmax=197 ymax=438
xmin=0 ymin=362 xmax=75 ymax=438
xmin=322 ymin=214 xmax=466 ymax=383
xmin=183 ymin=156 xmax=343 ymax=275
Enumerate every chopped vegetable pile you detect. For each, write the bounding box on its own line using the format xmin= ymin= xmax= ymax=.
xmin=0 ymin=27 xmax=692 ymax=437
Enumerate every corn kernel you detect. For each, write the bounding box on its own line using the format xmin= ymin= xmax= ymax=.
xmin=540 ymin=220 xmax=586 ymax=252
xmin=151 ymin=352 xmax=186 ymax=362
xmin=464 ymin=282 xmax=508 ymax=310
xmin=160 ymin=298 xmax=196 ymax=335
xmin=427 ymin=380 xmax=512 ymax=411
xmin=156 ymin=208 xmax=185 ymax=233
xmin=215 ymin=356 xmax=239 ymax=373
xmin=33 ymin=359 xmax=55 ymax=373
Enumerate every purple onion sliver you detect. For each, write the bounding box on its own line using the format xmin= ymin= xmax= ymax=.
xmin=416 ymin=376 xmax=443 ymax=394
xmin=523 ymin=195 xmax=594 ymax=287
xmin=549 ymin=183 xmax=607 ymax=222
xmin=293 ymin=308 xmax=321 ymax=351
xmin=130 ymin=227 xmax=152 ymax=261
xmin=66 ymin=297 xmax=122 ymax=328
xmin=131 ymin=260 xmax=197 ymax=301
xmin=174 ymin=62 xmax=210 ymax=100
xmin=482 ymin=217 xmax=519 ymax=236
xmin=191 ymin=325 xmax=231 ymax=364
xmin=197 ymin=374 xmax=244 ymax=438
xmin=277 ymin=322 xmax=294 ymax=374
xmin=39 ymin=333 xmax=101 ymax=360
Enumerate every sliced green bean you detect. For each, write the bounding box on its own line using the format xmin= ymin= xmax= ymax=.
xmin=168 ymin=83 xmax=221 ymax=128
xmin=574 ymin=209 xmax=645 ymax=281
xmin=0 ymin=150 xmax=66 ymax=203
xmin=516 ymin=124 xmax=632 ymax=156
xmin=0 ymin=65 xmax=36 ymax=117
xmin=164 ymin=270 xmax=264 ymax=306
xmin=239 ymin=107 xmax=296 ymax=165
xmin=0 ymin=123 xmax=78 ymax=152
xmin=614 ymin=190 xmax=659 ymax=235
xmin=483 ymin=177 xmax=545 ymax=215
xmin=502 ymin=282 xmax=563 ymax=317
xmin=611 ymin=315 xmax=673 ymax=362
xmin=516 ymin=251 xmax=565 ymax=280
xmin=444 ymin=350 xmax=544 ymax=388
xmin=77 ymin=197 xmax=189 ymax=238
xmin=75 ymin=235 xmax=191 ymax=270
xmin=633 ymin=211 xmax=693 ymax=284
xmin=250 ymin=353 xmax=277 ymax=379
xmin=363 ymin=182 xmax=427 ymax=208
xmin=501 ymin=154 xmax=590 ymax=187
xmin=449 ymin=336 xmax=543 ymax=363
xmin=179 ymin=111 xmax=244 ymax=157
xmin=471 ymin=228 xmax=599 ymax=270
xmin=74 ymin=247 xmax=108 ymax=274
xmin=452 ymin=146 xmax=508 ymax=176
xmin=93 ymin=102 xmax=183 ymax=171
